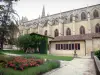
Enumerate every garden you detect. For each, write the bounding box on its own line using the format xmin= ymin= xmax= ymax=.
xmin=0 ymin=55 xmax=60 ymax=75
xmin=0 ymin=34 xmax=73 ymax=75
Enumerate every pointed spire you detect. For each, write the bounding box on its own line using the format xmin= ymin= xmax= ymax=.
xmin=41 ymin=5 xmax=45 ymax=18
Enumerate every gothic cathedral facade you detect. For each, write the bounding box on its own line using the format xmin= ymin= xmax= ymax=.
xmin=19 ymin=4 xmax=100 ymax=56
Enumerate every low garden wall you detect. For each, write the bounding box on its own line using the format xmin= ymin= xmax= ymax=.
xmin=94 ymin=56 xmax=100 ymax=75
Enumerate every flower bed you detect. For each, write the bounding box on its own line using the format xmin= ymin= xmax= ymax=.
xmin=6 ymin=56 xmax=44 ymax=70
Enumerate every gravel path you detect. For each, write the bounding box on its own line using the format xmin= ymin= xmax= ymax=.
xmin=43 ymin=56 xmax=96 ymax=75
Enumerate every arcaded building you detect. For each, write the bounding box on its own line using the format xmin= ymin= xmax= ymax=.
xmin=19 ymin=4 xmax=100 ymax=56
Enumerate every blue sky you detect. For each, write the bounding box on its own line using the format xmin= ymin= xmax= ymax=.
xmin=13 ymin=0 xmax=100 ymax=20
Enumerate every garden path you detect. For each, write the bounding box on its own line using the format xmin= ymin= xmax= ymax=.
xmin=43 ymin=56 xmax=96 ymax=75
xmin=3 ymin=53 xmax=21 ymax=56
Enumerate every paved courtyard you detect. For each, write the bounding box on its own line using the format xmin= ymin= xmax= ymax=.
xmin=43 ymin=56 xmax=96 ymax=75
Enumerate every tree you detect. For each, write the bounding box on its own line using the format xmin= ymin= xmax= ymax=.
xmin=16 ymin=34 xmax=48 ymax=54
xmin=16 ymin=34 xmax=32 ymax=52
xmin=0 ymin=0 xmax=19 ymax=49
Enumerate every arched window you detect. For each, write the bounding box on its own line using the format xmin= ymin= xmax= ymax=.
xmin=66 ymin=28 xmax=71 ymax=35
xmin=93 ymin=10 xmax=99 ymax=18
xmin=70 ymin=14 xmax=73 ymax=22
xmin=54 ymin=29 xmax=59 ymax=37
xmin=44 ymin=30 xmax=47 ymax=35
xmin=80 ymin=26 xmax=85 ymax=34
xmin=81 ymin=12 xmax=86 ymax=20
xmin=95 ymin=23 xmax=100 ymax=33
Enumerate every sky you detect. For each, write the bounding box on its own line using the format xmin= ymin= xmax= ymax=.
xmin=13 ymin=0 xmax=100 ymax=20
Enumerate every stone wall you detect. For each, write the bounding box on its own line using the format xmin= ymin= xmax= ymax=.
xmin=94 ymin=56 xmax=100 ymax=75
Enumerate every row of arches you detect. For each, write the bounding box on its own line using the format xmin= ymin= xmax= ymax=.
xmin=69 ymin=9 xmax=99 ymax=22
xmin=44 ymin=23 xmax=100 ymax=37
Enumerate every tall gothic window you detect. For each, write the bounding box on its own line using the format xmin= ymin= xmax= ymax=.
xmin=81 ymin=12 xmax=86 ymax=20
xmin=44 ymin=30 xmax=47 ymax=35
xmin=70 ymin=14 xmax=73 ymax=22
xmin=93 ymin=10 xmax=99 ymax=18
xmin=66 ymin=28 xmax=71 ymax=35
xmin=80 ymin=26 xmax=85 ymax=34
xmin=95 ymin=23 xmax=100 ymax=33
xmin=54 ymin=29 xmax=59 ymax=37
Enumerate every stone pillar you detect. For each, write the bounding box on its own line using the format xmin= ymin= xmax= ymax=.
xmin=87 ymin=12 xmax=91 ymax=33
xmin=25 ymin=29 xmax=27 ymax=34
xmin=29 ymin=28 xmax=32 ymax=33
xmin=86 ymin=40 xmax=93 ymax=55
xmin=38 ymin=23 xmax=43 ymax=35
xmin=38 ymin=25 xmax=40 ymax=34
xmin=72 ymin=16 xmax=75 ymax=35
xmin=48 ymin=20 xmax=52 ymax=36
xmin=59 ymin=18 xmax=64 ymax=36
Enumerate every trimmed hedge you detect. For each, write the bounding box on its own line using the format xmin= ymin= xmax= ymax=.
xmin=95 ymin=50 xmax=100 ymax=60
xmin=0 ymin=60 xmax=60 ymax=75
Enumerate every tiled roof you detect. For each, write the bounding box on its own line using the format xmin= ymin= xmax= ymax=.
xmin=50 ymin=33 xmax=100 ymax=42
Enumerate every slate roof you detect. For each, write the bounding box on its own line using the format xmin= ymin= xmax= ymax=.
xmin=50 ymin=33 xmax=100 ymax=42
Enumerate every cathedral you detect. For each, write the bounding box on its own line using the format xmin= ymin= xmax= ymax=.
xmin=19 ymin=4 xmax=100 ymax=56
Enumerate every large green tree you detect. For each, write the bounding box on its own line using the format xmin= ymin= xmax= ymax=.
xmin=0 ymin=0 xmax=19 ymax=49
xmin=16 ymin=34 xmax=48 ymax=54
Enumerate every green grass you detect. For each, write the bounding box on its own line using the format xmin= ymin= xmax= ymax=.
xmin=0 ymin=60 xmax=60 ymax=75
xmin=0 ymin=50 xmax=24 ymax=54
xmin=0 ymin=50 xmax=73 ymax=61
xmin=23 ymin=54 xmax=73 ymax=61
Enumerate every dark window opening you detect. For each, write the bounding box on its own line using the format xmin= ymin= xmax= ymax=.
xmin=93 ymin=10 xmax=99 ymax=18
xmin=78 ymin=44 xmax=80 ymax=50
xmin=95 ymin=24 xmax=100 ymax=33
xmin=81 ymin=12 xmax=86 ymax=20
xmin=61 ymin=44 xmax=63 ymax=49
xmin=69 ymin=44 xmax=71 ymax=50
xmin=72 ymin=44 xmax=74 ymax=50
xmin=54 ymin=29 xmax=59 ymax=37
xmin=80 ymin=26 xmax=85 ymax=34
xmin=66 ymin=28 xmax=71 ymax=35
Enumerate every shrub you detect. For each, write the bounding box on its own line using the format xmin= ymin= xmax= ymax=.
xmin=0 ymin=60 xmax=60 ymax=75
xmin=6 ymin=56 xmax=44 ymax=70
xmin=95 ymin=50 xmax=100 ymax=60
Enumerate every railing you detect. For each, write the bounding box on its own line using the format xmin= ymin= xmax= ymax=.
xmin=94 ymin=56 xmax=100 ymax=75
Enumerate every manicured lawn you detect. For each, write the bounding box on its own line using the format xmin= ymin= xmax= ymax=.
xmin=0 ymin=50 xmax=73 ymax=61
xmin=22 ymin=54 xmax=73 ymax=61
